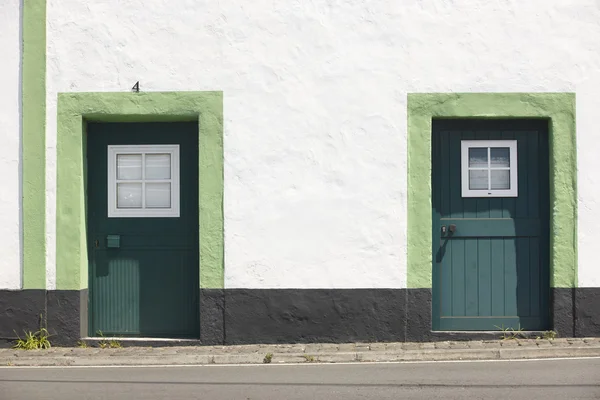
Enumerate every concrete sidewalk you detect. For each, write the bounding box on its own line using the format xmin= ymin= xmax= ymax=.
xmin=1 ymin=338 xmax=599 ymax=367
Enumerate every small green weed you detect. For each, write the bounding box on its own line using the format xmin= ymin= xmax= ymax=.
xmin=96 ymin=330 xmax=122 ymax=349
xmin=263 ymin=353 xmax=273 ymax=364
xmin=495 ymin=324 xmax=526 ymax=340
xmin=541 ymin=330 xmax=557 ymax=340
xmin=77 ymin=340 xmax=88 ymax=348
xmin=96 ymin=330 xmax=108 ymax=348
xmin=302 ymin=354 xmax=316 ymax=363
xmin=13 ymin=328 xmax=52 ymax=350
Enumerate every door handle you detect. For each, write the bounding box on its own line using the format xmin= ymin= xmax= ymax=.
xmin=441 ymin=225 xmax=457 ymax=235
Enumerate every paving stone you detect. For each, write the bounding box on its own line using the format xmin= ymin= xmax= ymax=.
xmin=481 ymin=341 xmax=502 ymax=349
xmin=269 ymin=344 xmax=306 ymax=353
xmin=338 ymin=343 xmax=357 ymax=352
xmin=516 ymin=340 xmax=538 ymax=347
xmin=303 ymin=344 xmax=324 ymax=353
xmin=384 ymin=343 xmax=405 ymax=351
xmin=466 ymin=341 xmax=485 ymax=349
xmin=368 ymin=343 xmax=387 ymax=351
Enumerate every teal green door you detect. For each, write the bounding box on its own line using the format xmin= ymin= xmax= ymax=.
xmin=87 ymin=122 xmax=199 ymax=338
xmin=432 ymin=119 xmax=550 ymax=331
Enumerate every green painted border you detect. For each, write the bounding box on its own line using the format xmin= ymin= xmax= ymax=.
xmin=22 ymin=0 xmax=46 ymax=289
xmin=407 ymin=93 xmax=577 ymax=289
xmin=56 ymin=92 xmax=224 ymax=290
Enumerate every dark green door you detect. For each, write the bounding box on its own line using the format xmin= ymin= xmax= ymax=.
xmin=87 ymin=122 xmax=199 ymax=338
xmin=432 ymin=119 xmax=550 ymax=331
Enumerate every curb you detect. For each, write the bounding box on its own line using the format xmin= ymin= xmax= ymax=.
xmin=2 ymin=346 xmax=600 ymax=367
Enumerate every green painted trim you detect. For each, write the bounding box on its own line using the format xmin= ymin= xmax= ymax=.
xmin=22 ymin=0 xmax=46 ymax=289
xmin=407 ymin=93 xmax=577 ymax=289
xmin=56 ymin=92 xmax=224 ymax=290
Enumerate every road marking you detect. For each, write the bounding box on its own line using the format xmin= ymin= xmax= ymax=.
xmin=0 ymin=356 xmax=599 ymax=369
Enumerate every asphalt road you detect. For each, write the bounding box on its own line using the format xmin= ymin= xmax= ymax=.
xmin=1 ymin=358 xmax=599 ymax=400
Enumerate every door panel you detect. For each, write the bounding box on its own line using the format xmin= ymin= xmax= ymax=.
xmin=432 ymin=119 xmax=550 ymax=331
xmin=87 ymin=122 xmax=199 ymax=338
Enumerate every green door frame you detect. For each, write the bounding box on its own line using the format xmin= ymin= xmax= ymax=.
xmin=56 ymin=92 xmax=224 ymax=335
xmin=407 ymin=93 xmax=577 ymax=296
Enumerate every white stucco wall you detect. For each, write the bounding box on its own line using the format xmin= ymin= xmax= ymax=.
xmin=0 ymin=0 xmax=22 ymax=290
xmin=45 ymin=0 xmax=600 ymax=289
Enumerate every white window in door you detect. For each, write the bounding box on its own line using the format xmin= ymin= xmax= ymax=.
xmin=107 ymin=145 xmax=180 ymax=217
xmin=461 ymin=140 xmax=518 ymax=197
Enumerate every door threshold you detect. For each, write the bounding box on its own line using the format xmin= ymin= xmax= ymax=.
xmin=84 ymin=337 xmax=198 ymax=342
xmin=435 ymin=331 xmax=547 ymax=334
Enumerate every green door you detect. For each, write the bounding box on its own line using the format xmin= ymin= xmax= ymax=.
xmin=87 ymin=122 xmax=199 ymax=338
xmin=432 ymin=119 xmax=550 ymax=331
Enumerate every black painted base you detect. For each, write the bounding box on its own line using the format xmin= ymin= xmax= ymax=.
xmin=1 ymin=288 xmax=599 ymax=347
xmin=0 ymin=290 xmax=85 ymax=347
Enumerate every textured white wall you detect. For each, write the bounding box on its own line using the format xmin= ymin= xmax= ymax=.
xmin=0 ymin=0 xmax=22 ymax=290
xmin=46 ymin=0 xmax=600 ymax=289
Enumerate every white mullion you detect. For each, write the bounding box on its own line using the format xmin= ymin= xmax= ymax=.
xmin=141 ymin=153 xmax=146 ymax=209
xmin=170 ymin=152 xmax=175 ymax=209
xmin=487 ymin=147 xmax=491 ymax=191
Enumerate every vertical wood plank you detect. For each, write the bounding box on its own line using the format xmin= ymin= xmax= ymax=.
xmin=449 ymin=131 xmax=464 ymax=218
xmin=452 ymin=239 xmax=466 ymax=316
xmin=441 ymin=238 xmax=453 ymax=317
xmin=515 ymin=132 xmax=528 ymax=218
xmin=529 ymin=237 xmax=540 ymax=317
xmin=465 ymin=238 xmax=479 ymax=316
xmin=440 ymin=131 xmax=451 ymax=218
xmin=478 ymin=238 xmax=492 ymax=316
xmin=491 ymin=239 xmax=505 ymax=316
xmin=516 ymin=237 xmax=531 ymax=318
xmin=528 ymin=131 xmax=540 ymax=218
xmin=504 ymin=238 xmax=518 ymax=318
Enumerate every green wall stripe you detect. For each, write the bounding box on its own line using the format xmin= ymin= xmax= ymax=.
xmin=407 ymin=93 xmax=577 ymax=289
xmin=56 ymin=92 xmax=224 ymax=290
xmin=22 ymin=0 xmax=46 ymax=289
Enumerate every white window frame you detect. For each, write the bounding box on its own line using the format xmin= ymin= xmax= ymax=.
xmin=461 ymin=140 xmax=518 ymax=198
xmin=107 ymin=145 xmax=180 ymax=218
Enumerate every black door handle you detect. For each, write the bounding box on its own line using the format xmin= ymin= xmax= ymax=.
xmin=441 ymin=224 xmax=457 ymax=235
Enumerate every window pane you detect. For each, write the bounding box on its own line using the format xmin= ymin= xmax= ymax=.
xmin=491 ymin=148 xmax=510 ymax=168
xmin=145 ymin=183 xmax=171 ymax=208
xmin=469 ymin=170 xmax=488 ymax=190
xmin=468 ymin=148 xmax=488 ymax=168
xmin=117 ymin=154 xmax=142 ymax=180
xmin=491 ymin=170 xmax=510 ymax=190
xmin=117 ymin=183 xmax=142 ymax=208
xmin=146 ymin=154 xmax=171 ymax=180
